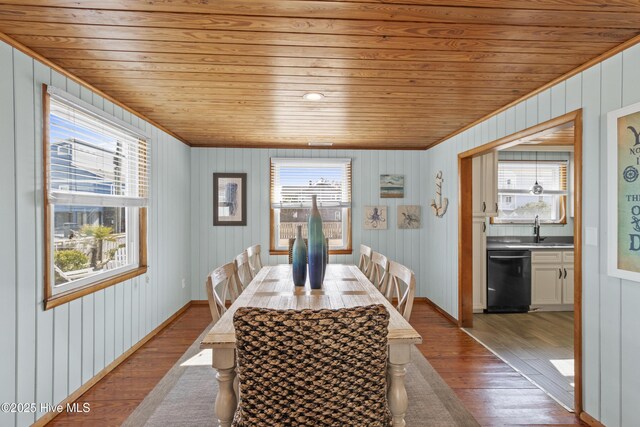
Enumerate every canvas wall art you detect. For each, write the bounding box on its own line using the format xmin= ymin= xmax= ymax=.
xmin=398 ymin=205 xmax=421 ymax=229
xmin=380 ymin=174 xmax=404 ymax=198
xmin=364 ymin=206 xmax=388 ymax=229
xmin=607 ymin=101 xmax=640 ymax=281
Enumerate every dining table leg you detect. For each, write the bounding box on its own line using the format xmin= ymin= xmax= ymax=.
xmin=212 ymin=348 xmax=237 ymax=427
xmin=388 ymin=343 xmax=411 ymax=427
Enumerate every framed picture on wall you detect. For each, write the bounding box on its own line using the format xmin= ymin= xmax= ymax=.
xmin=607 ymin=101 xmax=640 ymax=281
xmin=364 ymin=206 xmax=388 ymax=230
xmin=213 ymin=173 xmax=247 ymax=226
xmin=380 ymin=174 xmax=404 ymax=198
xmin=398 ymin=205 xmax=421 ymax=229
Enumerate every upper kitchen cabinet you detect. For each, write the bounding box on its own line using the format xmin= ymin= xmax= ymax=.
xmin=472 ymin=152 xmax=499 ymax=217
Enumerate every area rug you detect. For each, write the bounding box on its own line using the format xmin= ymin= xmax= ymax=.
xmin=124 ymin=325 xmax=479 ymax=426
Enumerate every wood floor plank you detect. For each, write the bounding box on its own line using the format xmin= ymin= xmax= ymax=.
xmin=46 ymin=300 xmax=584 ymax=426
xmin=464 ymin=311 xmax=576 ymax=412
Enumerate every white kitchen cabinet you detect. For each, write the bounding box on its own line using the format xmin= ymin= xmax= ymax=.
xmin=563 ymin=265 xmax=574 ymax=304
xmin=472 ymin=217 xmax=487 ymax=312
xmin=482 ymin=152 xmax=499 ymax=217
xmin=472 ymin=152 xmax=499 ymax=217
xmin=532 ymin=264 xmax=563 ymax=305
xmin=531 ymin=250 xmax=574 ymax=308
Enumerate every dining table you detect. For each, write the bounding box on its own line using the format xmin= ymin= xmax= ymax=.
xmin=200 ymin=263 xmax=423 ymax=427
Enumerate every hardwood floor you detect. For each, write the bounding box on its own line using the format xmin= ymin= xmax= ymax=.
xmin=464 ymin=312 xmax=575 ymax=410
xmin=413 ymin=301 xmax=584 ymax=426
xmin=46 ymin=301 xmax=584 ymax=426
xmin=48 ymin=304 xmax=212 ymax=426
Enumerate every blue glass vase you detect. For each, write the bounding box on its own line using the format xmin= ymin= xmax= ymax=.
xmin=308 ymin=195 xmax=325 ymax=289
xmin=322 ymin=233 xmax=328 ymax=282
xmin=292 ymin=225 xmax=307 ymax=286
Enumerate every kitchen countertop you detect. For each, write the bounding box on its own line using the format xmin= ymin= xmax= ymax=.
xmin=486 ymin=236 xmax=574 ymax=251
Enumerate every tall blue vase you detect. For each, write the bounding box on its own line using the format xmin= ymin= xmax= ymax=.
xmin=322 ymin=233 xmax=328 ymax=282
xmin=292 ymin=225 xmax=307 ymax=286
xmin=308 ymin=195 xmax=324 ymax=289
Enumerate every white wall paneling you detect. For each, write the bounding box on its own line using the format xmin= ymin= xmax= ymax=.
xmin=0 ymin=40 xmax=191 ymax=427
xmin=190 ymin=148 xmax=428 ymax=301
xmin=424 ymin=43 xmax=640 ymax=426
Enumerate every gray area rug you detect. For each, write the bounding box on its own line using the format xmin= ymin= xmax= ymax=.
xmin=124 ymin=326 xmax=479 ymax=427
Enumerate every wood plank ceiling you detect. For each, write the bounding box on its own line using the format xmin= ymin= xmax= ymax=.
xmin=0 ymin=1 xmax=639 ymax=149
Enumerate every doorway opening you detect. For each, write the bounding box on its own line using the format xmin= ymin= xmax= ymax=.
xmin=457 ymin=110 xmax=583 ymax=413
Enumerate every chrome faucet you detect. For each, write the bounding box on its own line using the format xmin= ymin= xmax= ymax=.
xmin=533 ymin=215 xmax=541 ymax=243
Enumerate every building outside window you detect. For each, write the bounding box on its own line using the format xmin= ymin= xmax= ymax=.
xmin=44 ymin=86 xmax=149 ymax=308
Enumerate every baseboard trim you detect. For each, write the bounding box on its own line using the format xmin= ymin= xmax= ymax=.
xmin=580 ymin=411 xmax=606 ymax=427
xmin=191 ymin=300 xmax=209 ymax=305
xmin=33 ymin=300 xmax=193 ymax=427
xmin=422 ymin=297 xmax=458 ymax=325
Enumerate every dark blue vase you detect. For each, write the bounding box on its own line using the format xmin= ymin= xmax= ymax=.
xmin=292 ymin=225 xmax=307 ymax=286
xmin=308 ymin=195 xmax=324 ymax=289
xmin=322 ymin=233 xmax=328 ymax=282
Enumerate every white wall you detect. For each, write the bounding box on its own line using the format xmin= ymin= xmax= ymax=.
xmin=487 ymin=150 xmax=574 ymax=237
xmin=0 ymin=41 xmax=192 ymax=427
xmin=424 ymin=43 xmax=640 ymax=426
xmin=189 ymin=148 xmax=429 ymax=300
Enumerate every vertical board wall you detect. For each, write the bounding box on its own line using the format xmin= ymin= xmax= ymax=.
xmin=424 ymin=43 xmax=640 ymax=426
xmin=190 ymin=148 xmax=429 ymax=300
xmin=0 ymin=42 xmax=192 ymax=427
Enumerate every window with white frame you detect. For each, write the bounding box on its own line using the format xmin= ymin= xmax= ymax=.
xmin=44 ymin=86 xmax=149 ymax=308
xmin=494 ymin=160 xmax=567 ymax=224
xmin=270 ymin=158 xmax=352 ymax=253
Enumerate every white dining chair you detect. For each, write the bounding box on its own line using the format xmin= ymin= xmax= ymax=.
xmin=358 ymin=244 xmax=373 ymax=274
xmin=387 ymin=261 xmax=416 ymax=321
xmin=246 ymin=244 xmax=263 ymax=276
xmin=205 ymin=262 xmax=242 ymax=323
xmin=367 ymin=252 xmax=389 ymax=297
xmin=234 ymin=250 xmax=254 ymax=290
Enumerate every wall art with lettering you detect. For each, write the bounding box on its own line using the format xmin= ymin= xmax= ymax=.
xmin=607 ymin=101 xmax=640 ymax=281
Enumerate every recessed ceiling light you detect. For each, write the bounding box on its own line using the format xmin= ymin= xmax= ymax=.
xmin=308 ymin=142 xmax=333 ymax=146
xmin=303 ymin=92 xmax=324 ymax=101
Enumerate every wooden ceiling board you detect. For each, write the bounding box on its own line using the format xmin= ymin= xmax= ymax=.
xmin=0 ymin=1 xmax=638 ymax=149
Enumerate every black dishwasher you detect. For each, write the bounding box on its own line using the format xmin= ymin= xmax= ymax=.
xmin=486 ymin=250 xmax=531 ymax=313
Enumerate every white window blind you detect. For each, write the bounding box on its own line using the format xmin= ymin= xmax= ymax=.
xmin=498 ymin=161 xmax=567 ymax=195
xmin=47 ymin=87 xmax=149 ymax=207
xmin=270 ymin=158 xmax=352 ymax=208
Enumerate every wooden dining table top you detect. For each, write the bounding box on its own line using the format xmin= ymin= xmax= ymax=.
xmin=201 ymin=264 xmax=423 ymax=349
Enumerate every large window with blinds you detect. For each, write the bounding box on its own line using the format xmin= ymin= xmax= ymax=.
xmin=44 ymin=86 xmax=149 ymax=309
xmin=493 ymin=160 xmax=568 ymax=224
xmin=270 ymin=158 xmax=352 ymax=254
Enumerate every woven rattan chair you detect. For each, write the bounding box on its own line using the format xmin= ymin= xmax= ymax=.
xmin=246 ymin=244 xmax=263 ymax=276
xmin=205 ymin=262 xmax=242 ymax=323
xmin=232 ymin=305 xmax=391 ymax=427
xmin=387 ymin=261 xmax=416 ymax=321
xmin=358 ymin=244 xmax=373 ymax=274
xmin=234 ymin=250 xmax=254 ymax=290
xmin=287 ymin=237 xmax=329 ymax=264
xmin=368 ymin=252 xmax=390 ymax=298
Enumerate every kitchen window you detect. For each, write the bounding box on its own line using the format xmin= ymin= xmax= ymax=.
xmin=493 ymin=160 xmax=567 ymax=224
xmin=44 ymin=86 xmax=149 ymax=309
xmin=270 ymin=158 xmax=352 ymax=254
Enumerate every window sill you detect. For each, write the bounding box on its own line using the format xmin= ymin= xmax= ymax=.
xmin=270 ymin=249 xmax=352 ymax=256
xmin=44 ymin=266 xmax=147 ymax=310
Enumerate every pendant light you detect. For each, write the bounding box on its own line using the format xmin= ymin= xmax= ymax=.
xmin=531 ymin=151 xmax=544 ymax=195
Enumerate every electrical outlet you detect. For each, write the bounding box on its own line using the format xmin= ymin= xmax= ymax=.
xmin=181 ymin=278 xmax=186 ymax=289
